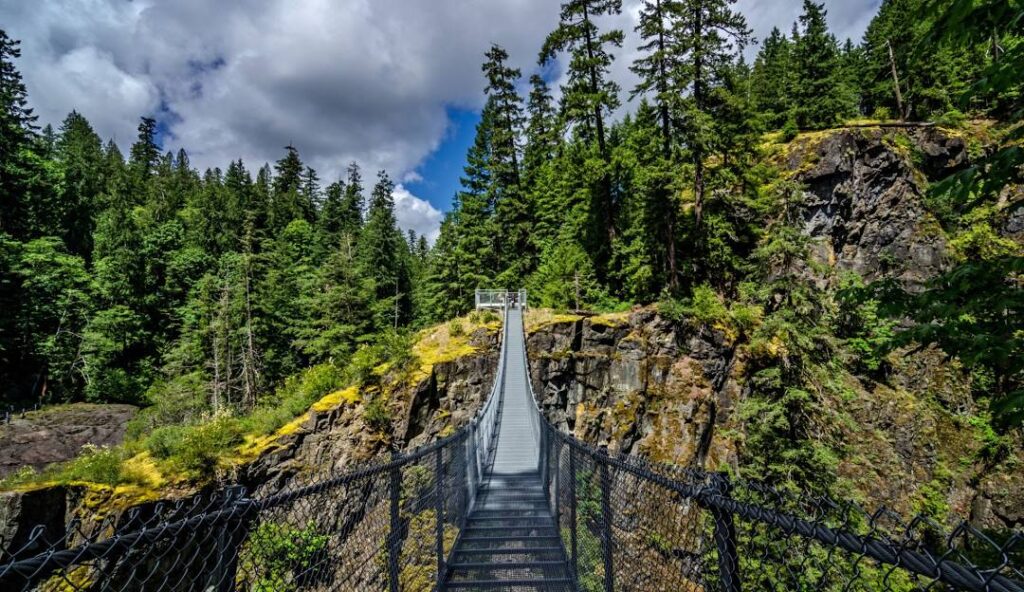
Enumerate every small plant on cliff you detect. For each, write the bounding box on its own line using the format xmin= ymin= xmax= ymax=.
xmin=448 ymin=319 xmax=465 ymax=337
xmin=238 ymin=521 xmax=329 ymax=592
xmin=363 ymin=393 xmax=392 ymax=433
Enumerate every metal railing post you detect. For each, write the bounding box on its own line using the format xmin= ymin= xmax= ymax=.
xmin=215 ymin=486 xmax=254 ymax=592
xmin=553 ymin=435 xmax=560 ymax=529
xmin=540 ymin=421 xmax=549 ymax=492
xmin=434 ymin=447 xmax=446 ymax=591
xmin=387 ymin=451 xmax=402 ymax=592
xmin=599 ymin=448 xmax=614 ymax=592
xmin=466 ymin=420 xmax=478 ymax=512
xmin=569 ymin=446 xmax=578 ymax=583
xmin=710 ymin=472 xmax=741 ymax=592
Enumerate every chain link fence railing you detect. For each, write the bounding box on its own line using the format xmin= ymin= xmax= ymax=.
xmin=0 ymin=428 xmax=479 ymax=592
xmin=1 ymin=294 xmax=1022 ymax=591
xmin=537 ymin=423 xmax=1023 ymax=592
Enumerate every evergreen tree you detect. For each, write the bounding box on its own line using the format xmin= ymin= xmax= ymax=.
xmin=223 ymin=158 xmax=253 ymax=242
xmin=523 ymin=75 xmax=560 ymax=181
xmin=297 ymin=231 xmax=370 ymax=362
xmin=482 ymin=45 xmax=524 ymax=188
xmin=422 ymin=214 xmax=469 ymax=321
xmin=301 ymin=166 xmax=321 ymax=213
xmin=530 ymin=241 xmax=604 ymax=310
xmin=672 ymin=0 xmax=751 ymax=229
xmin=321 ymin=180 xmax=346 ymax=240
xmin=359 ymin=171 xmax=411 ymax=330
xmin=631 ymin=0 xmax=684 ymax=154
xmin=56 ymin=111 xmax=104 ymax=257
xmin=0 ymin=31 xmax=40 ymax=238
xmin=482 ymin=45 xmax=534 ymax=284
xmin=751 ymin=27 xmax=794 ymax=128
xmin=271 ymin=145 xmax=314 ymax=228
xmin=341 ymin=161 xmax=365 ymax=235
xmin=540 ymin=0 xmax=624 ymax=249
xmin=791 ymin=1 xmax=856 ymax=128
xmin=129 ymin=117 xmax=159 ymax=190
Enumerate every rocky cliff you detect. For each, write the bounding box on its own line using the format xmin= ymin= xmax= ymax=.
xmin=0 ymin=323 xmax=500 ymax=564
xmin=3 ymin=125 xmax=1020 ymax=561
xmin=525 ymin=124 xmax=1022 ymax=530
xmin=0 ymin=404 xmax=138 ymax=478
xmin=527 ymin=308 xmax=1022 ymax=530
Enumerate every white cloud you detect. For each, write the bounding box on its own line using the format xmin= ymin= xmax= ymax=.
xmin=2 ymin=0 xmax=879 ymax=244
xmin=393 ymin=184 xmax=442 ymax=244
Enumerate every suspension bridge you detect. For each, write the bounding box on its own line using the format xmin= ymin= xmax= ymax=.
xmin=0 ymin=291 xmax=1021 ymax=591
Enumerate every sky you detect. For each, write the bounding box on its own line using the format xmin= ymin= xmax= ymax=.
xmin=2 ymin=0 xmax=880 ymax=242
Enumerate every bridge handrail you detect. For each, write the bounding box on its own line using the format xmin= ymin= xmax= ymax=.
xmin=467 ymin=298 xmax=509 ymax=510
xmin=517 ymin=307 xmax=1024 ymax=592
xmin=2 ymin=295 xmax=1021 ymax=591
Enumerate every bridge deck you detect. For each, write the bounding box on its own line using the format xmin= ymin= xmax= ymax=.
xmin=446 ymin=306 xmax=573 ymax=590
xmin=490 ymin=307 xmax=539 ymax=475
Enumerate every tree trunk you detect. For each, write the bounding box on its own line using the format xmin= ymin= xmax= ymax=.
xmin=885 ymin=39 xmax=906 ymax=120
xmin=693 ymin=2 xmax=706 ymax=231
xmin=582 ymin=4 xmax=616 ymax=244
xmin=240 ymin=230 xmax=259 ymax=411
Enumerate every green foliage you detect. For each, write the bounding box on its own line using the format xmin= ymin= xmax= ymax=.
xmin=160 ymin=415 xmax=243 ymax=474
xmin=791 ymin=1 xmax=858 ymax=129
xmin=239 ymin=521 xmax=329 ymax=592
xmin=528 ymin=241 xmax=607 ymax=310
xmin=131 ymin=363 xmax=344 ymax=477
xmin=870 ymin=257 xmax=1024 ymax=426
xmin=363 ymin=394 xmax=392 ymax=433
xmin=0 ymin=443 xmax=148 ymax=490
xmin=836 ymin=274 xmax=897 ymax=373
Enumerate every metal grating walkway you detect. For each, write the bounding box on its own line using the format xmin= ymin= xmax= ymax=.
xmin=445 ymin=306 xmax=573 ymax=591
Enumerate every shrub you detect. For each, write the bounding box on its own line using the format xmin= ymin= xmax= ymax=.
xmin=346 ymin=344 xmax=382 ymax=386
xmin=126 ymin=372 xmax=207 ymax=439
xmin=171 ymin=416 xmax=244 ymax=475
xmin=935 ymin=109 xmax=966 ymax=127
xmin=378 ymin=330 xmax=416 ymax=372
xmin=687 ymin=284 xmax=731 ymax=326
xmin=239 ymin=521 xmax=329 ymax=592
xmin=871 ymin=105 xmax=892 ymax=121
xmin=363 ymin=394 xmax=391 ymax=433
xmin=781 ymin=115 xmax=799 ymax=142
xmin=61 ymin=444 xmax=135 ymax=486
xmin=242 ymin=364 xmax=345 ymax=435
xmin=144 ymin=425 xmax=190 ymax=460
xmin=448 ymin=319 xmax=465 ymax=337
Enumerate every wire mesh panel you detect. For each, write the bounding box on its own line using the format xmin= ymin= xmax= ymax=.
xmin=0 ymin=431 xmax=473 ymax=592
xmin=2 ymin=292 xmax=1023 ymax=592
xmin=543 ymin=427 xmax=710 ymax=592
xmin=538 ymin=420 xmax=1024 ymax=592
xmin=703 ymin=478 xmax=1024 ymax=592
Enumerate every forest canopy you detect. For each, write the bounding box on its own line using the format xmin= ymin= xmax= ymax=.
xmin=0 ymin=0 xmax=1021 ymax=443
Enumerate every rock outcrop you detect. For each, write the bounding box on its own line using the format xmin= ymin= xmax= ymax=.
xmin=0 ymin=404 xmax=137 ymax=478
xmin=788 ymin=127 xmax=968 ymax=288
xmin=528 ymin=312 xmax=739 ymax=469
xmin=526 ymin=309 xmax=1023 ymax=530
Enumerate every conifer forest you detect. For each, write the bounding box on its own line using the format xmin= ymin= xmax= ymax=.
xmin=0 ymin=0 xmax=1021 ymax=532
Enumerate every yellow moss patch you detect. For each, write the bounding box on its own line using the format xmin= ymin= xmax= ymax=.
xmin=588 ymin=311 xmax=630 ymax=328
xmin=41 ymin=564 xmax=95 ymax=592
xmin=311 ymin=385 xmax=361 ymax=412
xmin=231 ymin=417 xmax=306 ymax=463
xmin=120 ymin=452 xmax=165 ymax=489
xmin=78 ymin=482 xmax=167 ymax=516
xmin=525 ymin=308 xmax=582 ymax=333
xmin=411 ymin=312 xmax=501 ymax=381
